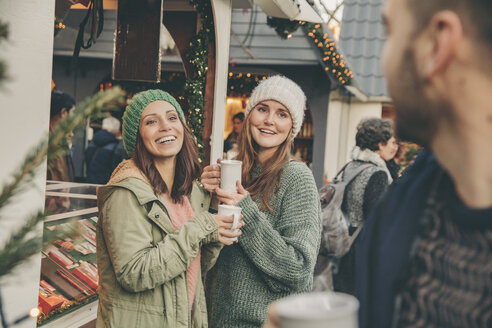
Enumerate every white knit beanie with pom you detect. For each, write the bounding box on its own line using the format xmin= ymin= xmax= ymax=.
xmin=245 ymin=75 xmax=306 ymax=139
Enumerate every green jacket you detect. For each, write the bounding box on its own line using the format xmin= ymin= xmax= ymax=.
xmin=96 ymin=160 xmax=222 ymax=328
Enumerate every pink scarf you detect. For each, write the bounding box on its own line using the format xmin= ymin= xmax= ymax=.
xmin=164 ymin=196 xmax=201 ymax=310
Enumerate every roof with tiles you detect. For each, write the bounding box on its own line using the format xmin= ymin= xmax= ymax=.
xmin=339 ymin=0 xmax=389 ymax=98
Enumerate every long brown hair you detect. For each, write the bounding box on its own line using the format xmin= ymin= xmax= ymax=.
xmin=236 ymin=112 xmax=294 ymax=212
xmin=134 ymin=117 xmax=200 ymax=203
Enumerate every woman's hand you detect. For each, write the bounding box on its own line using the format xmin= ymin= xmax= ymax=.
xmin=216 ymin=181 xmax=248 ymax=206
xmin=262 ymin=302 xmax=280 ymax=328
xmin=201 ymin=160 xmax=221 ymax=193
xmin=211 ymin=213 xmax=245 ymax=246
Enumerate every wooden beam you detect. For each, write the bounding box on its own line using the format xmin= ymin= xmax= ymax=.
xmin=208 ymin=0 xmax=232 ymax=164
xmin=203 ymin=41 xmax=216 ymax=165
xmin=162 ymin=11 xmax=197 ymax=78
xmin=113 ymin=0 xmax=162 ymax=82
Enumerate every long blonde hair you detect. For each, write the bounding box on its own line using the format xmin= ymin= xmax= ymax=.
xmin=236 ymin=112 xmax=294 ymax=213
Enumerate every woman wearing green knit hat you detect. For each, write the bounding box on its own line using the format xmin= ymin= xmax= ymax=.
xmin=95 ymin=89 xmax=243 ymax=327
xmin=201 ymin=76 xmax=322 ymax=327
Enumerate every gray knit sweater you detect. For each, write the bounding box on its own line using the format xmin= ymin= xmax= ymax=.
xmin=206 ymin=161 xmax=322 ymax=328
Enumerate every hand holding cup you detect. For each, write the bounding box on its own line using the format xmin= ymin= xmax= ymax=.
xmin=216 ymin=181 xmax=248 ymax=206
xmin=211 ymin=210 xmax=245 ymax=246
xmin=201 ymin=161 xmax=221 ymax=193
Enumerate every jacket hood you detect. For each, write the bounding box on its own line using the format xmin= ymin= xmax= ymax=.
xmin=92 ymin=130 xmax=118 ymax=147
xmin=97 ymin=159 xmax=155 ymax=209
xmin=351 ymin=146 xmax=393 ymax=183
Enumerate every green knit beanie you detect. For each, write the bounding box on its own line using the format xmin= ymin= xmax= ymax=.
xmin=122 ymin=89 xmax=186 ymax=157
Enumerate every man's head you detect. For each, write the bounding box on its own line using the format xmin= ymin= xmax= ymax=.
xmin=50 ymin=90 xmax=75 ymax=120
xmin=232 ymin=112 xmax=245 ymax=134
xmin=50 ymin=90 xmax=75 ymax=133
xmin=102 ymin=116 xmax=121 ymax=136
xmin=381 ymin=0 xmax=492 ymax=147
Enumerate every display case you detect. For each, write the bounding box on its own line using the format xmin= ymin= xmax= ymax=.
xmin=38 ymin=181 xmax=100 ymax=328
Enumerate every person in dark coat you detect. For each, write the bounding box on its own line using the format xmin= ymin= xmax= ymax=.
xmin=223 ymin=112 xmax=244 ymax=154
xmin=47 ymin=90 xmax=76 ymax=182
xmin=85 ymin=116 xmax=126 ymax=184
xmin=355 ymin=0 xmax=492 ymax=327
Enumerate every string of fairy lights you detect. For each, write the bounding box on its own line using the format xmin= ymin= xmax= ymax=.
xmin=227 ymin=72 xmax=267 ymax=97
xmin=54 ymin=17 xmax=66 ymax=36
xmin=302 ymin=22 xmax=353 ymax=85
xmin=266 ymin=17 xmax=353 ymax=85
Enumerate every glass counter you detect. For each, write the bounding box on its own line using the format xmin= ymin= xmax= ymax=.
xmin=38 ymin=181 xmax=100 ymax=328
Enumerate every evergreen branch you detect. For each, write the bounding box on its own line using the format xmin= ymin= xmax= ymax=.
xmin=0 ymin=20 xmax=9 ymax=85
xmin=0 ymin=214 xmax=77 ymax=278
xmin=0 ymin=21 xmax=7 ymax=39
xmin=47 ymin=87 xmax=126 ymax=162
xmin=0 ymin=141 xmax=48 ymax=210
xmin=0 ymin=87 xmax=125 ymax=212
xmin=0 ymin=210 xmax=44 ymax=277
xmin=0 ymin=87 xmax=125 ymax=279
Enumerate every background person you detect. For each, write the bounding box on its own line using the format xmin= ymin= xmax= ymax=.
xmin=201 ymin=75 xmax=322 ymax=327
xmin=326 ymin=118 xmax=394 ymax=294
xmin=356 ymin=0 xmax=492 ymax=327
xmin=223 ymin=111 xmax=245 ymax=154
xmin=85 ymin=116 xmax=127 ymax=184
xmin=47 ymin=90 xmax=76 ymax=182
xmin=96 ymin=89 xmax=243 ymax=327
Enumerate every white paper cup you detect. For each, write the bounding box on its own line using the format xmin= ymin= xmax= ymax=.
xmin=218 ymin=204 xmax=241 ymax=242
xmin=276 ymin=292 xmax=359 ymax=328
xmin=220 ymin=160 xmax=242 ymax=192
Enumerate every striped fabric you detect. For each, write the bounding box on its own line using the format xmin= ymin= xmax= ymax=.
xmin=397 ymin=189 xmax=492 ymax=327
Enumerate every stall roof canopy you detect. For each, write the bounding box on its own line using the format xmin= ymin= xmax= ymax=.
xmin=54 ymin=8 xmax=319 ymax=66
xmin=339 ymin=0 xmax=389 ymax=99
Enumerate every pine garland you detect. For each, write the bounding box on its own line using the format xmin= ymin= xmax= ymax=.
xmin=266 ymin=16 xmax=300 ymax=39
xmin=266 ymin=17 xmax=353 ymax=85
xmin=54 ymin=17 xmax=66 ymax=36
xmin=184 ymin=0 xmax=215 ymax=160
xmin=227 ymin=73 xmax=266 ymax=97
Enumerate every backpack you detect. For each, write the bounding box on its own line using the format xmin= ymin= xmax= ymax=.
xmin=313 ymin=163 xmax=373 ymax=291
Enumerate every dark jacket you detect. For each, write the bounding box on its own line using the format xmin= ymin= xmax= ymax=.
xmin=86 ymin=130 xmax=125 ymax=184
xmin=385 ymin=159 xmax=401 ymax=181
xmin=355 ymin=149 xmax=439 ymax=328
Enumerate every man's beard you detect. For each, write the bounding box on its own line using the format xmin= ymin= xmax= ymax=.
xmin=390 ymin=48 xmax=449 ymax=147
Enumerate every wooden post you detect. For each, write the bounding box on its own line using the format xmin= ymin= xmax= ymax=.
xmin=113 ymin=0 xmax=163 ymax=82
xmin=208 ymin=0 xmax=232 ymax=164
xmin=203 ymin=41 xmax=216 ymax=165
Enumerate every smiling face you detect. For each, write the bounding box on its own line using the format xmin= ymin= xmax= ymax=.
xmin=139 ymin=100 xmax=184 ymax=160
xmin=249 ymin=100 xmax=293 ymax=155
xmin=232 ymin=118 xmax=243 ymax=134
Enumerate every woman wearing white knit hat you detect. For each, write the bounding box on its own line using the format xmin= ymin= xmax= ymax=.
xmin=201 ymin=75 xmax=322 ymax=327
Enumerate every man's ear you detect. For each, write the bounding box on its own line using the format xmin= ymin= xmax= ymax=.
xmin=60 ymin=108 xmax=68 ymax=118
xmin=423 ymin=10 xmax=463 ymax=78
